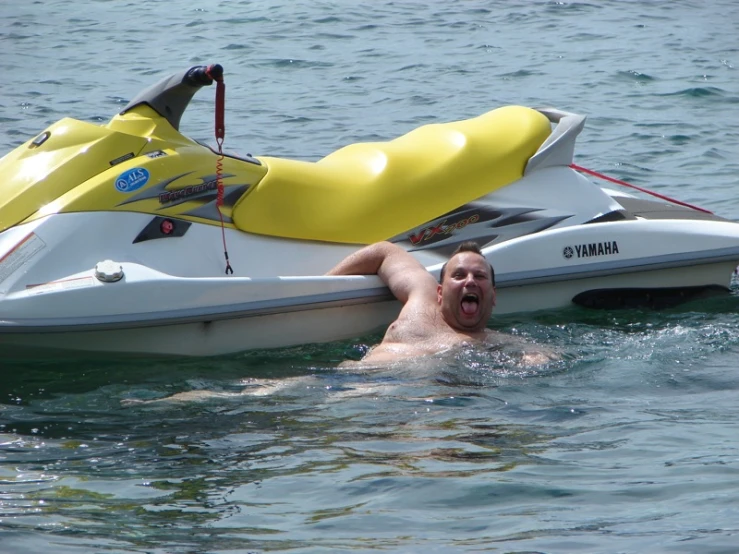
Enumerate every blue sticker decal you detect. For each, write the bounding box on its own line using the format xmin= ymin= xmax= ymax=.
xmin=115 ymin=168 xmax=150 ymax=193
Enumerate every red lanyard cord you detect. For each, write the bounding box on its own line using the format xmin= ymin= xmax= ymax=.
xmin=569 ymin=163 xmax=713 ymax=215
xmin=206 ymin=65 xmax=233 ymax=275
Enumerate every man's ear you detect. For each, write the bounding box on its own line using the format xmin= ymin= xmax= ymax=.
xmin=437 ymin=283 xmax=443 ymax=305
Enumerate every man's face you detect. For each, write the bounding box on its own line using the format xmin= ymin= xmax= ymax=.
xmin=437 ymin=252 xmax=495 ymax=332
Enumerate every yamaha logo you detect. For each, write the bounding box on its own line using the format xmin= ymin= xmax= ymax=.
xmin=563 ymin=241 xmax=619 ymax=259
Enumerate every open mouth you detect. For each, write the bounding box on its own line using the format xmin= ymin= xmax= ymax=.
xmin=461 ymin=293 xmax=479 ymax=315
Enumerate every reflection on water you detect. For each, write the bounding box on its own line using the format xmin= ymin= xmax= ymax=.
xmin=2 ymin=303 xmax=739 ymax=550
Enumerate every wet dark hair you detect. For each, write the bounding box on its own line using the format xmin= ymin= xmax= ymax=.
xmin=439 ymin=241 xmax=495 ymax=286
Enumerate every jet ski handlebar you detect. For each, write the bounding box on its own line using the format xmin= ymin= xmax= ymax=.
xmin=120 ymin=63 xmax=224 ymax=132
xmin=185 ymin=64 xmax=223 ymax=86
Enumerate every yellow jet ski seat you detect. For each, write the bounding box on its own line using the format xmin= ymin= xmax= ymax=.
xmin=232 ymin=105 xmax=551 ymax=244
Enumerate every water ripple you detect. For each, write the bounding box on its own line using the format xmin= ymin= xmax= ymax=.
xmin=659 ymin=86 xmax=727 ymax=97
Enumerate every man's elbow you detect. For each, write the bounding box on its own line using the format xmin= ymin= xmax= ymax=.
xmin=326 ymin=241 xmax=397 ymax=276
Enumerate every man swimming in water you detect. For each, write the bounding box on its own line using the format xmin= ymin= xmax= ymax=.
xmin=327 ymin=240 xmax=554 ymax=364
xmin=123 ymin=241 xmax=551 ymax=406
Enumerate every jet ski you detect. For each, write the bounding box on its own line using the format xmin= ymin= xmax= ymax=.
xmin=1 ymin=63 xmax=738 ymax=357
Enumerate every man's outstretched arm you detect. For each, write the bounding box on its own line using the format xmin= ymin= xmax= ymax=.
xmin=326 ymin=241 xmax=437 ymax=304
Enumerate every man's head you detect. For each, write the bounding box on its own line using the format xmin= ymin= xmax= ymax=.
xmin=437 ymin=242 xmax=496 ymax=332
xmin=439 ymin=242 xmax=495 ymax=286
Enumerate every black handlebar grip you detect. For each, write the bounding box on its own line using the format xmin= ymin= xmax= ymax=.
xmin=184 ymin=64 xmax=223 ymax=86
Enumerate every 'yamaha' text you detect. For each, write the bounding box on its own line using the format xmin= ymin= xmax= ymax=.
xmin=575 ymin=241 xmax=619 ymax=258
